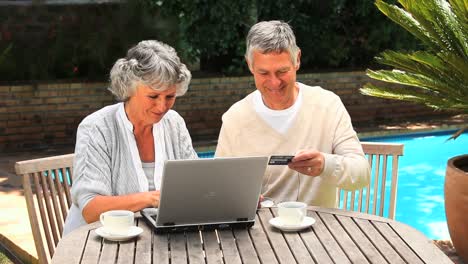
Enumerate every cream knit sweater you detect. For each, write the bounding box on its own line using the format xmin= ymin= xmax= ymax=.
xmin=216 ymin=83 xmax=370 ymax=208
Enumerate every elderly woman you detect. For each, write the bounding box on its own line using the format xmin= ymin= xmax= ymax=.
xmin=63 ymin=40 xmax=197 ymax=235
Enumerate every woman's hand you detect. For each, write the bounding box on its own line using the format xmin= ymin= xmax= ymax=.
xmin=82 ymin=191 xmax=161 ymax=223
xmin=146 ymin=191 xmax=161 ymax=208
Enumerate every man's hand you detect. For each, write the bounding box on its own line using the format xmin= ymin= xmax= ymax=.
xmin=288 ymin=150 xmax=325 ymax=176
xmin=257 ymin=195 xmax=264 ymax=209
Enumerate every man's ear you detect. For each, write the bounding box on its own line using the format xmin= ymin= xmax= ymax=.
xmin=246 ymin=56 xmax=254 ymax=74
xmin=295 ymin=50 xmax=301 ymax=70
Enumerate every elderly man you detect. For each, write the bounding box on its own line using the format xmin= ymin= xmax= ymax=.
xmin=215 ymin=20 xmax=370 ymax=208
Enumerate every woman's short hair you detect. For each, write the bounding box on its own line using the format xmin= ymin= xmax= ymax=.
xmin=245 ymin=20 xmax=300 ymax=67
xmin=109 ymin=40 xmax=191 ymax=101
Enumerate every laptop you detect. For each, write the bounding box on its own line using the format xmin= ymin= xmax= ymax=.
xmin=141 ymin=156 xmax=268 ymax=232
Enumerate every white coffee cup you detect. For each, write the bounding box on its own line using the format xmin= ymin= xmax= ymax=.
xmin=277 ymin=201 xmax=307 ymax=226
xmin=100 ymin=210 xmax=134 ymax=235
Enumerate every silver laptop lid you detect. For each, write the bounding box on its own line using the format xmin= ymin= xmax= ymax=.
xmin=156 ymin=156 xmax=268 ymax=227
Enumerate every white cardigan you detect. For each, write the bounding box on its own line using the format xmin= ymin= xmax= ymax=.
xmin=63 ymin=103 xmax=197 ymax=235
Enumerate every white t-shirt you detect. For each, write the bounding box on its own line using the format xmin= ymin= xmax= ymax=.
xmin=142 ymin=162 xmax=156 ymax=191
xmin=121 ymin=107 xmax=166 ymax=190
xmin=253 ymin=83 xmax=303 ymax=134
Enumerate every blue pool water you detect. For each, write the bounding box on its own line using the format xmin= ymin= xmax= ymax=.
xmin=362 ymin=130 xmax=468 ymax=239
xmin=197 ymin=129 xmax=467 ymax=239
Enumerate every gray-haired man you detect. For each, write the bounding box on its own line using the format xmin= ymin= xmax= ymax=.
xmin=215 ymin=21 xmax=370 ymax=208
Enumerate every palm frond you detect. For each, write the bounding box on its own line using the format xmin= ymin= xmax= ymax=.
xmin=361 ymin=83 xmax=468 ymax=111
xmin=374 ymin=50 xmax=467 ymax=93
xmin=449 ymin=0 xmax=468 ymax=32
xmin=366 ymin=69 xmax=466 ymax=101
xmin=442 ymin=52 xmax=468 ymax=87
xmin=397 ymin=1 xmax=448 ymax=50
xmin=446 ymin=125 xmax=468 ymax=141
xmin=362 ymin=0 xmax=468 ymax=118
xmin=429 ymin=0 xmax=467 ymax=57
xmin=375 ymin=0 xmax=437 ymax=49
xmin=398 ymin=0 xmax=466 ymax=56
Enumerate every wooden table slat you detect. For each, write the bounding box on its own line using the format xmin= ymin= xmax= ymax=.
xmin=373 ymin=221 xmax=424 ymax=264
xmin=319 ymin=212 xmax=370 ymax=264
xmin=218 ymin=229 xmax=242 ymax=264
xmin=248 ymin=214 xmax=279 ymax=264
xmin=257 ymin=209 xmax=297 ymax=264
xmin=299 ymin=211 xmax=334 ymax=264
xmin=153 ymin=233 xmax=169 ymax=264
xmin=335 ymin=215 xmax=388 ymax=264
xmin=170 ymin=232 xmax=188 ymax=264
xmin=269 ymin=208 xmax=317 ymax=264
xmin=233 ymin=228 xmax=260 ymax=264
xmin=81 ymin=229 xmax=103 ymax=264
xmin=99 ymin=240 xmax=118 ymax=264
xmin=186 ymin=231 xmax=206 ymax=264
xmin=353 ymin=218 xmax=406 ymax=264
xmin=133 ymin=219 xmax=152 ymax=263
xmin=309 ymin=211 xmax=351 ymax=264
xmin=116 ymin=239 xmax=136 ymax=264
xmin=282 ymin=232 xmax=316 ymax=264
xmin=50 ymin=226 xmax=89 ymax=264
xmin=202 ymin=230 xmax=224 ymax=264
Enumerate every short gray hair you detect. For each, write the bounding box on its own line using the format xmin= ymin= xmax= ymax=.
xmin=109 ymin=40 xmax=191 ymax=101
xmin=245 ymin=20 xmax=300 ymax=67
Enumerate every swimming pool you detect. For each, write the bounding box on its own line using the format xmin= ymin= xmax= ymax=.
xmin=197 ymin=129 xmax=468 ymax=239
xmin=362 ymin=129 xmax=468 ymax=239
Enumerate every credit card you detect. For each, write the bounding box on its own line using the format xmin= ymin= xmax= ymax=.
xmin=268 ymin=155 xmax=294 ymax=165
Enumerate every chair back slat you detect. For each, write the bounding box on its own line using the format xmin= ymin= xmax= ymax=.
xmin=364 ymin=154 xmax=373 ymax=213
xmin=357 ymin=188 xmax=363 ymax=212
xmin=53 ymin=169 xmax=68 ymax=225
xmin=388 ymin=156 xmax=400 ymax=219
xmin=46 ymin=169 xmax=64 ymax=235
xmin=371 ymin=154 xmax=381 ymax=215
xmin=339 ymin=142 xmax=404 ymax=219
xmin=378 ymin=155 xmax=389 ymax=216
xmin=337 ymin=185 xmax=342 ymax=203
xmin=63 ymin=168 xmax=73 ymax=208
xmin=23 ymin=172 xmax=49 ymax=264
xmin=15 ymin=154 xmax=74 ymax=264
xmin=349 ymin=190 xmax=355 ymax=210
xmin=342 ymin=191 xmax=348 ymax=209
xmin=33 ymin=172 xmax=55 ymax=258
xmin=40 ymin=172 xmax=61 ymax=248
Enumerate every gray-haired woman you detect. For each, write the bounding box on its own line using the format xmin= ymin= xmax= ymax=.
xmin=63 ymin=40 xmax=198 ymax=235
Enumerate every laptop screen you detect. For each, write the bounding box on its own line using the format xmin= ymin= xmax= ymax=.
xmin=143 ymin=156 xmax=268 ymax=231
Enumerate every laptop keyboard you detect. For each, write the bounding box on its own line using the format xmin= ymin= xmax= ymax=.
xmin=141 ymin=209 xmax=254 ymax=233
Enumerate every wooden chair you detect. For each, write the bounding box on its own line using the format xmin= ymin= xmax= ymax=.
xmin=15 ymin=154 xmax=74 ymax=264
xmin=338 ymin=142 xmax=404 ymax=219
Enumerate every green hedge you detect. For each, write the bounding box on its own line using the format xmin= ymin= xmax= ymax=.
xmin=0 ymin=0 xmax=419 ymax=81
xmin=0 ymin=2 xmax=163 ymax=82
xmin=155 ymin=0 xmax=420 ymax=74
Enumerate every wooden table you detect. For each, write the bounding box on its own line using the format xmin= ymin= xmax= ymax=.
xmin=52 ymin=207 xmax=452 ymax=264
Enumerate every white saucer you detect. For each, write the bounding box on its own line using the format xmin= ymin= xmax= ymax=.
xmin=269 ymin=216 xmax=316 ymax=232
xmin=95 ymin=226 xmax=143 ymax=241
xmin=260 ymin=199 xmax=275 ymax=208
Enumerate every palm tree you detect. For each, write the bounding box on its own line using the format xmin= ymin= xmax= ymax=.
xmin=360 ymin=0 xmax=467 ymax=139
